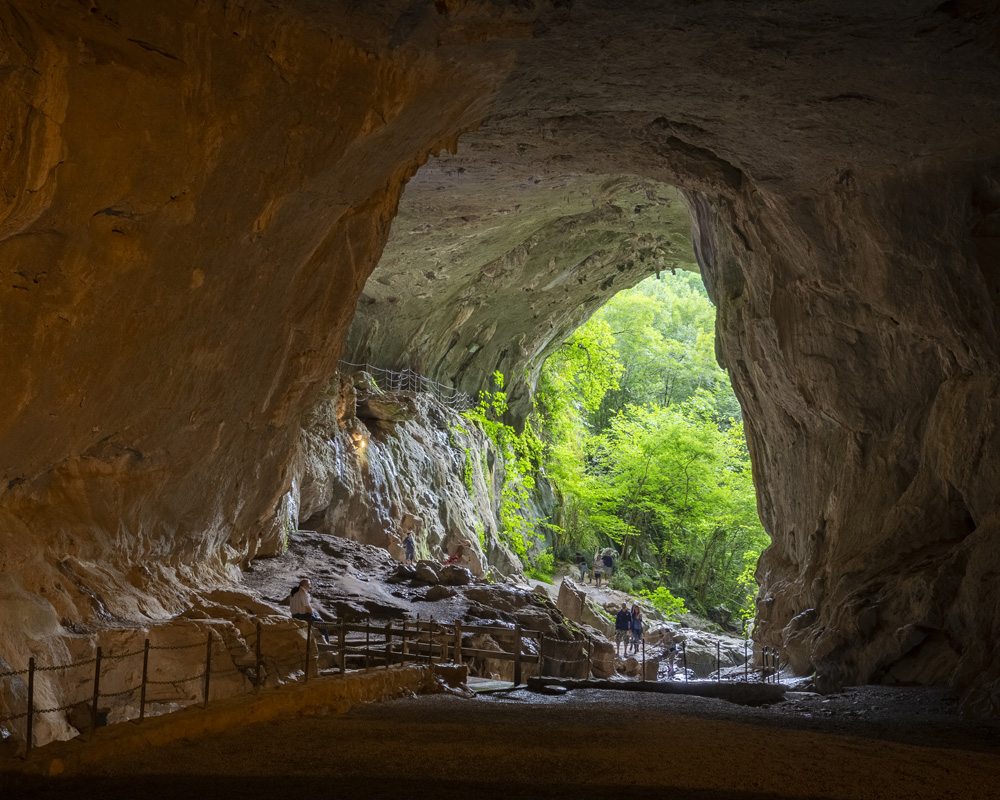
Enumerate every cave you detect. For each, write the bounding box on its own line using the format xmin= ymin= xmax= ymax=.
xmin=2 ymin=0 xmax=1000 ymax=785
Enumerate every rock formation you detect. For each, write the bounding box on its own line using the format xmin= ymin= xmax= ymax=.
xmin=1 ymin=0 xmax=1000 ymax=727
xmin=293 ymin=369 xmax=535 ymax=578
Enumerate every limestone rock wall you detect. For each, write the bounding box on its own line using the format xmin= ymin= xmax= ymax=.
xmin=3 ymin=0 xmax=1000 ymax=723
xmin=0 ymin=0 xmax=522 ymax=683
xmin=292 ymin=370 xmax=543 ymax=579
xmin=692 ymin=165 xmax=1000 ymax=712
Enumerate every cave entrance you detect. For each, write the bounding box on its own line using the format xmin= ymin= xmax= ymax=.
xmin=532 ymin=268 xmax=764 ymax=632
xmin=348 ymin=160 xmax=762 ymax=632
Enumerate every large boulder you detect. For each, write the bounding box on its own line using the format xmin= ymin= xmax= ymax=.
xmin=556 ymin=579 xmax=614 ymax=638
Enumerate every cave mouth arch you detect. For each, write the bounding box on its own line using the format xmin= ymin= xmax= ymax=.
xmin=345 ymin=159 xmax=704 ymax=426
xmin=0 ymin=0 xmax=998 ymax=722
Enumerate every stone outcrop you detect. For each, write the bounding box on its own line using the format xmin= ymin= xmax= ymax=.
xmin=293 ymin=370 xmax=542 ymax=578
xmin=1 ymin=0 xmax=1000 ymax=722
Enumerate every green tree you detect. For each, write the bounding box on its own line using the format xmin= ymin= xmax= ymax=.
xmin=534 ymin=272 xmax=768 ymax=617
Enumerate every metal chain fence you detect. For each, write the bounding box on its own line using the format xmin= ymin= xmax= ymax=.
xmin=339 ymin=361 xmax=473 ymax=411
xmin=0 ymin=615 xmax=784 ymax=758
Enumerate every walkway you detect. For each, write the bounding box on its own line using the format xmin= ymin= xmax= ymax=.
xmin=8 ymin=689 xmax=1000 ymax=800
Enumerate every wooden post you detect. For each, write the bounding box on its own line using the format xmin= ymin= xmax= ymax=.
xmin=91 ymin=646 xmax=103 ymax=740
xmin=428 ymin=618 xmax=434 ymax=668
xmin=339 ymin=619 xmax=347 ymax=675
xmin=402 ymin=619 xmax=409 ymax=664
xmin=304 ymin=620 xmax=312 ymax=682
xmin=641 ymin=638 xmax=646 ymax=683
xmin=682 ymin=642 xmax=688 ymax=683
xmin=203 ymin=633 xmax=212 ymax=708
xmin=139 ymin=639 xmax=150 ymax=721
xmin=384 ymin=621 xmax=392 ymax=669
xmin=513 ymin=624 xmax=522 ymax=686
xmin=716 ymin=641 xmax=721 ymax=683
xmin=586 ymin=640 xmax=592 ymax=678
xmin=454 ymin=621 xmax=462 ymax=664
xmin=25 ymin=657 xmax=34 ymax=756
xmin=255 ymin=621 xmax=262 ymax=693
xmin=744 ymin=639 xmax=748 ymax=683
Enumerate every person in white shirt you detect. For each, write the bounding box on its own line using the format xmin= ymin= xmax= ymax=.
xmin=289 ymin=578 xmax=329 ymax=643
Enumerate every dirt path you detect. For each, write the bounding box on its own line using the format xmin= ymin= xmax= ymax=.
xmin=9 ymin=689 xmax=1000 ymax=800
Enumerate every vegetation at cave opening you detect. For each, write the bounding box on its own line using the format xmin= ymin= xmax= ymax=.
xmin=532 ymin=271 xmax=768 ymax=622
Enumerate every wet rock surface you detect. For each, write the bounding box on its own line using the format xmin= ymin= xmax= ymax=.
xmin=294 ymin=372 xmax=533 ymax=579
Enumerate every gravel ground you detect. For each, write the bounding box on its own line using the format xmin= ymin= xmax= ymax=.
xmin=7 ymin=684 xmax=1000 ymax=800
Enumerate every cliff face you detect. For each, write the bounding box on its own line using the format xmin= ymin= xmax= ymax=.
xmin=292 ymin=370 xmax=531 ymax=579
xmin=694 ymin=167 xmax=1000 ymax=712
xmin=0 ymin=0 xmax=523 ymax=678
xmin=2 ymin=0 xmax=1000 ymax=725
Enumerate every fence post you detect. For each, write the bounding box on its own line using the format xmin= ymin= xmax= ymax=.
xmin=304 ymin=620 xmax=312 ymax=683
xmin=513 ymin=625 xmax=522 ymax=686
xmin=339 ymin=619 xmax=346 ymax=675
xmin=641 ymin=638 xmax=646 ymax=683
xmin=91 ymin=646 xmax=102 ymax=740
xmin=454 ymin=621 xmax=462 ymax=664
xmin=775 ymin=649 xmax=780 ymax=684
xmin=586 ymin=639 xmax=592 ymax=678
xmin=428 ymin=618 xmax=434 ymax=668
xmin=203 ymin=633 xmax=212 ymax=708
xmin=25 ymin=657 xmax=34 ymax=756
xmin=744 ymin=639 xmax=748 ymax=683
xmin=139 ymin=639 xmax=150 ymax=721
xmin=763 ymin=646 xmax=769 ymax=682
xmin=402 ymin=619 xmax=409 ymax=664
xmin=384 ymin=621 xmax=392 ymax=669
xmin=716 ymin=641 xmax=721 ymax=683
xmin=255 ymin=621 xmax=262 ymax=693
xmin=682 ymin=641 xmax=688 ymax=683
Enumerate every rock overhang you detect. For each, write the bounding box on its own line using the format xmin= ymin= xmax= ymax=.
xmin=0 ymin=0 xmax=999 ymax=714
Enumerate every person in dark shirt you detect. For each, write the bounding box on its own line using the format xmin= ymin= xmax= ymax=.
xmin=602 ymin=550 xmax=615 ymax=579
xmin=614 ymin=602 xmax=632 ymax=656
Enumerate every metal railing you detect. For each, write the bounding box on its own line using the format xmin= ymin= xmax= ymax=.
xmin=338 ymin=361 xmax=474 ymax=411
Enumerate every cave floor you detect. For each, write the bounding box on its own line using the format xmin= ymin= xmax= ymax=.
xmin=9 ymin=687 xmax=1000 ymax=800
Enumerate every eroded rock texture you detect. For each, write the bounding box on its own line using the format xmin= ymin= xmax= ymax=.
xmin=0 ymin=0 xmax=522 ymax=680
xmin=347 ymin=2 xmax=1000 ymax=712
xmin=2 ymin=0 xmax=1000 ymax=726
xmin=293 ymin=370 xmax=533 ymax=579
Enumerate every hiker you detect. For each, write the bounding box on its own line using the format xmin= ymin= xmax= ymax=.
xmin=629 ymin=604 xmax=643 ymax=655
xmin=614 ymin=602 xmax=632 ymax=657
xmin=602 ymin=549 xmax=615 ymax=579
xmin=575 ymin=552 xmax=587 ymax=582
xmin=289 ymin=578 xmax=329 ymax=643
xmin=593 ymin=553 xmax=604 ymax=587
xmin=403 ymin=532 xmax=416 ymax=565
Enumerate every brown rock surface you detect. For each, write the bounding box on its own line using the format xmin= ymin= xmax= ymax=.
xmin=1 ymin=0 xmax=1000 ymax=725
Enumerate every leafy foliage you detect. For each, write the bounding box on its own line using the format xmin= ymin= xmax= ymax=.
xmin=464 ymin=372 xmax=544 ymax=559
xmin=535 ymin=273 xmax=768 ymax=618
xmin=638 ymin=586 xmax=688 ymax=620
xmin=525 ymin=549 xmax=556 ymax=583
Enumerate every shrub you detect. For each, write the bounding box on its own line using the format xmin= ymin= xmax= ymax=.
xmin=525 ymin=549 xmax=555 ymax=583
xmin=638 ymin=586 xmax=688 ymax=620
